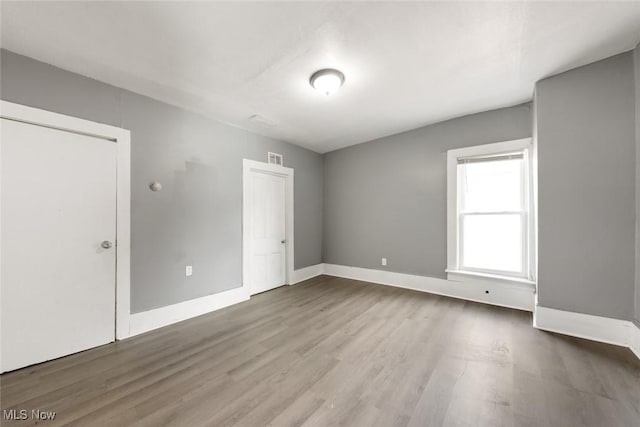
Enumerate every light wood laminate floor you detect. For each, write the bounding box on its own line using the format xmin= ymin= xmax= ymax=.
xmin=1 ymin=275 xmax=639 ymax=426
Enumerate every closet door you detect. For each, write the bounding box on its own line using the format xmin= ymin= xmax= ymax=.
xmin=1 ymin=118 xmax=117 ymax=372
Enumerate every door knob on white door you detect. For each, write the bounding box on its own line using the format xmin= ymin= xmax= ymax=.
xmin=101 ymin=240 xmax=113 ymax=249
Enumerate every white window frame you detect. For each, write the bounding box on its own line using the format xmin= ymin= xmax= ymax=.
xmin=446 ymin=138 xmax=535 ymax=284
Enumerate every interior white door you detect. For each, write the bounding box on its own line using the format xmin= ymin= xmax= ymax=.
xmin=1 ymin=118 xmax=117 ymax=373
xmin=248 ymin=171 xmax=286 ymax=295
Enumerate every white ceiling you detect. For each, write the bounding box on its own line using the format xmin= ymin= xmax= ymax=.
xmin=2 ymin=1 xmax=640 ymax=153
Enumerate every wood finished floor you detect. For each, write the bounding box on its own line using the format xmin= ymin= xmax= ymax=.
xmin=1 ymin=275 xmax=639 ymax=427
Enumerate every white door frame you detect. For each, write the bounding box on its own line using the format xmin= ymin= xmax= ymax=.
xmin=242 ymin=159 xmax=294 ymax=294
xmin=0 ymin=100 xmax=131 ymax=342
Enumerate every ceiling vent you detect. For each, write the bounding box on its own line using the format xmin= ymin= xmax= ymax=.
xmin=249 ymin=114 xmax=276 ymax=128
xmin=268 ymin=152 xmax=283 ymax=166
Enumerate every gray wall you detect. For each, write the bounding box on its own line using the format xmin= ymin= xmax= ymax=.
xmin=0 ymin=49 xmax=323 ymax=313
xmin=536 ymin=52 xmax=636 ymax=321
xmin=323 ymin=104 xmax=532 ymax=278
xmin=635 ymin=43 xmax=640 ymax=326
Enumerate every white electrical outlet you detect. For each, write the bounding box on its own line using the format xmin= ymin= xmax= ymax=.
xmin=186 ymin=265 xmax=193 ymax=277
xmin=381 ymin=258 xmax=387 ymax=266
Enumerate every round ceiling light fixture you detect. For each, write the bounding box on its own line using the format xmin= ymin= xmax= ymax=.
xmin=310 ymin=69 xmax=345 ymax=96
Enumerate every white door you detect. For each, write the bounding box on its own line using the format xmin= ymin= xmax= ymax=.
xmin=248 ymin=171 xmax=286 ymax=295
xmin=1 ymin=118 xmax=117 ymax=373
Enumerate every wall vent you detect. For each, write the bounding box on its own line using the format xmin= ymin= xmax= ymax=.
xmin=268 ymin=152 xmax=283 ymax=166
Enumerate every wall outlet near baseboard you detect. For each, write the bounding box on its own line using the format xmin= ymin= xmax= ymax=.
xmin=381 ymin=258 xmax=387 ymax=266
xmin=186 ymin=265 xmax=193 ymax=277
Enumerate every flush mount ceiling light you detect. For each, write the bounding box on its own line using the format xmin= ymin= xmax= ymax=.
xmin=309 ymin=69 xmax=345 ymax=96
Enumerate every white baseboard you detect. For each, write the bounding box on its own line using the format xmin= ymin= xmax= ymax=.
xmin=323 ymin=263 xmax=535 ymax=312
xmin=627 ymin=321 xmax=640 ymax=359
xmin=128 ymin=286 xmax=250 ymax=337
xmin=290 ymin=263 xmax=325 ymax=284
xmin=534 ymin=306 xmax=639 ymax=360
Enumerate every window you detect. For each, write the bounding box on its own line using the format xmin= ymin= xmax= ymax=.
xmin=447 ymin=139 xmax=534 ymax=281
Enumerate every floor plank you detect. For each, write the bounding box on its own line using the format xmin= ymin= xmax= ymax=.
xmin=1 ymin=275 xmax=639 ymax=426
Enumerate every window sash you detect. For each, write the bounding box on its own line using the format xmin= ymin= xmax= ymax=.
xmin=456 ymin=151 xmax=529 ymax=279
xmin=457 ymin=152 xmax=523 ymax=164
xmin=458 ymin=156 xmax=525 ymax=214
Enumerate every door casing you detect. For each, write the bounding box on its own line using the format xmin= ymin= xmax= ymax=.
xmin=0 ymin=101 xmax=131 ymax=371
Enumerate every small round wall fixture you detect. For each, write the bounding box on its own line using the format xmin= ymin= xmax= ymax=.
xmin=309 ymin=69 xmax=345 ymax=96
xmin=149 ymin=181 xmax=162 ymax=192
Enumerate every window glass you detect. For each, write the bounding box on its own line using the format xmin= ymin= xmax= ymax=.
xmin=461 ymin=214 xmax=522 ymax=273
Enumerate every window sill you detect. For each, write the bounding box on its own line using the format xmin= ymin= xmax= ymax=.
xmin=446 ymin=269 xmax=536 ymax=289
